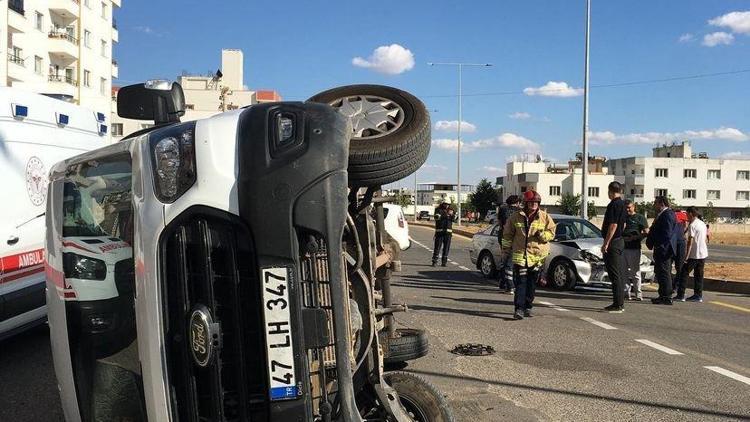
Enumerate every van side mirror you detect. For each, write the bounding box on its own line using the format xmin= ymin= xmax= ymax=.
xmin=117 ymin=80 xmax=185 ymax=125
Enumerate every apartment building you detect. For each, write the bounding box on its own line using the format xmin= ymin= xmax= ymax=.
xmin=416 ymin=182 xmax=475 ymax=207
xmin=111 ymin=49 xmax=281 ymax=140
xmin=2 ymin=0 xmax=120 ymax=119
xmin=608 ymin=142 xmax=750 ymax=219
xmin=498 ymin=156 xmax=622 ymax=213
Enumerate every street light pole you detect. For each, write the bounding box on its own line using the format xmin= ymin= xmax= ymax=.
xmin=428 ymin=62 xmax=492 ymax=226
xmin=581 ymin=0 xmax=591 ymax=219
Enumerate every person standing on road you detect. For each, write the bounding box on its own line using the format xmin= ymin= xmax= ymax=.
xmin=502 ymin=190 xmax=556 ymax=320
xmin=497 ymin=195 xmax=521 ymax=293
xmin=432 ymin=202 xmax=457 ymax=267
xmin=674 ymin=207 xmax=708 ymax=302
xmin=623 ymin=200 xmax=648 ymax=301
xmin=646 ymin=196 xmax=678 ymax=305
xmin=601 ymin=182 xmax=628 ymax=313
xmin=673 ymin=209 xmax=689 ymax=294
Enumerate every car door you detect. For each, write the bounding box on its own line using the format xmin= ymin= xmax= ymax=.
xmin=489 ymin=224 xmax=502 ymax=265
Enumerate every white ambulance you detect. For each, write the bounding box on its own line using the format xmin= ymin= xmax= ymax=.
xmin=0 ymin=88 xmax=109 ymax=340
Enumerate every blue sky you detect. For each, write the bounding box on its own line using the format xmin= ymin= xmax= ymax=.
xmin=114 ymin=1 xmax=750 ymax=187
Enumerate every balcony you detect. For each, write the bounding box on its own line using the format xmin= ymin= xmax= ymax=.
xmin=112 ymin=22 xmax=119 ymax=43
xmin=8 ymin=0 xmax=28 ymax=33
xmin=112 ymin=59 xmax=118 ymax=78
xmin=48 ymin=29 xmax=79 ymax=60
xmin=49 ymin=0 xmax=79 ymax=21
xmin=48 ymin=74 xmax=78 ymax=97
xmin=7 ymin=54 xmax=27 ymax=81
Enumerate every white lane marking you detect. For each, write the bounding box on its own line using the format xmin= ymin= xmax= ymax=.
xmin=538 ymin=301 xmax=570 ymax=312
xmin=580 ymin=317 xmax=617 ymax=330
xmin=458 ymin=266 xmax=470 ymax=271
xmin=635 ymin=339 xmax=684 ymax=355
xmin=451 ymin=262 xmax=460 ymax=266
xmin=704 ymin=366 xmax=750 ymax=386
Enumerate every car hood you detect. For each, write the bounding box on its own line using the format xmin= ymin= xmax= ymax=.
xmin=558 ymin=238 xmax=602 ymax=252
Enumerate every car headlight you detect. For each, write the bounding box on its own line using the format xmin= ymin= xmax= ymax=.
xmin=149 ymin=121 xmax=196 ymax=203
xmin=580 ymin=250 xmax=601 ymax=263
xmin=63 ymin=253 xmax=107 ymax=280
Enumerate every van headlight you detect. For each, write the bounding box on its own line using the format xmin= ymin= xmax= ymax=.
xmin=63 ymin=253 xmax=107 ymax=280
xmin=149 ymin=121 xmax=196 ymax=203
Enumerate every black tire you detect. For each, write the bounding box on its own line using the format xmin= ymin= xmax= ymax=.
xmin=384 ymin=371 xmax=455 ymax=422
xmin=383 ymin=328 xmax=429 ymax=364
xmin=308 ymin=85 xmax=431 ymax=187
xmin=478 ymin=251 xmax=498 ymax=278
xmin=548 ymin=259 xmax=577 ymax=290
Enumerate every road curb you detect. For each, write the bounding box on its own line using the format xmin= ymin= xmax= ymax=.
xmin=411 ymin=221 xmax=750 ymax=295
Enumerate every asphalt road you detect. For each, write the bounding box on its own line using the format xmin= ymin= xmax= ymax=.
xmin=1 ymin=226 xmax=748 ymax=421
xmin=393 ymin=225 xmax=750 ymax=421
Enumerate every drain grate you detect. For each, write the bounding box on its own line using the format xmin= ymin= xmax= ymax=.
xmin=450 ymin=343 xmax=496 ymax=356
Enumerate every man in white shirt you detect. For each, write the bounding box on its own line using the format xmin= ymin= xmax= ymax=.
xmin=674 ymin=206 xmax=708 ymax=302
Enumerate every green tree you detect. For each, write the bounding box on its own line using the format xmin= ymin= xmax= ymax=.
xmin=587 ymin=201 xmax=598 ymax=220
xmin=557 ymin=193 xmax=581 ymax=216
xmin=637 ymin=194 xmax=680 ymax=218
xmin=469 ymin=178 xmax=498 ymax=219
xmin=393 ymin=191 xmax=412 ymax=209
xmin=702 ymin=202 xmax=719 ymax=224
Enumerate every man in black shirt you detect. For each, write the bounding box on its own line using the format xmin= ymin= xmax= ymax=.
xmin=601 ymin=182 xmax=627 ymax=313
xmin=432 ymin=202 xmax=457 ymax=266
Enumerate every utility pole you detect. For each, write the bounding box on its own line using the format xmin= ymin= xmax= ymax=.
xmin=581 ymin=0 xmax=591 ymax=219
xmin=428 ymin=62 xmax=492 ymax=226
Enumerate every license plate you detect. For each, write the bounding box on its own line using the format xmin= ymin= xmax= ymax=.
xmin=261 ymin=267 xmax=298 ymax=401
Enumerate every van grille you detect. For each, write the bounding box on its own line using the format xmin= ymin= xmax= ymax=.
xmin=162 ymin=214 xmax=268 ymax=422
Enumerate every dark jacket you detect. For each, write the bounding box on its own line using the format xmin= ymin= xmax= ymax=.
xmin=646 ymin=208 xmax=678 ymax=258
xmin=497 ymin=204 xmax=520 ymax=243
xmin=434 ymin=207 xmax=457 ymax=234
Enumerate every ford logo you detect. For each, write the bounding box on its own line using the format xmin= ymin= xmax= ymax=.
xmin=189 ymin=305 xmax=220 ymax=367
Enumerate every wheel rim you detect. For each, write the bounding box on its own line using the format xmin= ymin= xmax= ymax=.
xmin=328 ymin=95 xmax=405 ymax=140
xmin=398 ymin=394 xmax=430 ymax=422
xmin=481 ymin=255 xmax=493 ymax=275
xmin=553 ymin=264 xmax=567 ymax=286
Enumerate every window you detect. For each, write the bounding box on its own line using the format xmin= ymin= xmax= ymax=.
xmin=100 ymin=39 xmax=107 ymax=56
xmin=185 ymin=104 xmax=195 ymax=110
xmin=707 ymin=190 xmax=721 ymax=200
xmin=588 ymin=187 xmax=599 ymax=197
xmin=84 ymin=30 xmax=91 ymax=48
xmin=683 ymin=169 xmax=697 ymax=178
xmin=707 ymin=169 xmax=721 ymax=180
xmin=521 ymin=186 xmax=527 ymax=192
xmin=655 ymin=188 xmax=668 ymax=197
xmin=101 ymin=2 xmax=107 ymax=18
xmin=35 ymin=11 xmax=43 ymax=31
xmin=34 ymin=56 xmax=42 ymax=74
xmin=83 ymin=70 xmax=91 ymax=87
xmin=100 ymin=77 xmax=106 ymax=95
xmin=655 ymin=168 xmax=668 ymax=178
xmin=112 ymin=123 xmax=123 ymax=136
xmin=555 ymin=219 xmax=602 ymax=241
xmin=731 ymin=210 xmax=745 ymax=219
xmin=549 ymin=186 xmax=561 ymax=196
xmin=738 ymin=170 xmax=750 ymax=181
xmin=683 ymin=189 xmax=696 ymax=199
xmin=631 ymin=169 xmax=635 ymax=175
xmin=737 ymin=191 xmax=750 ymax=201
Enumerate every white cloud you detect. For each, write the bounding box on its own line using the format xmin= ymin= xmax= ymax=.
xmin=352 ymin=44 xmax=415 ymax=75
xmin=678 ymin=33 xmax=695 ymax=43
xmin=508 ymin=112 xmax=531 ymax=120
xmin=523 ymin=81 xmax=583 ymax=97
xmin=588 ymin=127 xmax=749 ymax=145
xmin=480 ymin=166 xmax=506 ymax=176
xmin=709 ymin=11 xmax=750 ymax=34
xmin=434 ymin=120 xmax=477 ymax=133
xmin=702 ymin=32 xmax=734 ymax=47
xmin=432 ymin=133 xmax=540 ymax=153
xmin=720 ymin=151 xmax=750 ymax=159
xmin=419 ymin=163 xmax=448 ymax=171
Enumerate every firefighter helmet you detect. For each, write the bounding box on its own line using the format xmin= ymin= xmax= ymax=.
xmin=523 ymin=190 xmax=541 ymax=203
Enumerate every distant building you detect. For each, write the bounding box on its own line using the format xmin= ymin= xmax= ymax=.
xmin=111 ymin=48 xmax=281 ymax=140
xmin=608 ymin=142 xmax=750 ymax=219
xmin=2 ymin=0 xmax=121 ymax=131
xmin=416 ymin=183 xmax=474 ymax=207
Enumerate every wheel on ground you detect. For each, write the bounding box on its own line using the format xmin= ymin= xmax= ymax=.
xmin=308 ymin=84 xmax=431 ymax=187
xmin=384 ymin=371 xmax=455 ymax=422
xmin=548 ymin=259 xmax=577 ymax=290
xmin=383 ymin=328 xmax=429 ymax=365
xmin=478 ymin=251 xmax=498 ymax=278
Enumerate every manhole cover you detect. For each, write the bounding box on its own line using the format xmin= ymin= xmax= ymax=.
xmin=451 ymin=343 xmax=495 ymax=356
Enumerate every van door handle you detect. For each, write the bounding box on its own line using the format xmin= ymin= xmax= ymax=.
xmin=7 ymin=236 xmax=19 ymax=245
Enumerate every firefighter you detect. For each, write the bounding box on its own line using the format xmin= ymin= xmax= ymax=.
xmin=432 ymin=202 xmax=457 ymax=266
xmin=501 ymin=190 xmax=556 ymax=320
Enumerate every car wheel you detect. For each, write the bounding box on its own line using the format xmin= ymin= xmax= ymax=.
xmin=308 ymin=85 xmax=430 ymax=187
xmin=383 ymin=328 xmax=429 ymax=365
xmin=384 ymin=371 xmax=455 ymax=422
xmin=548 ymin=259 xmax=577 ymax=290
xmin=478 ymin=251 xmax=497 ymax=278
